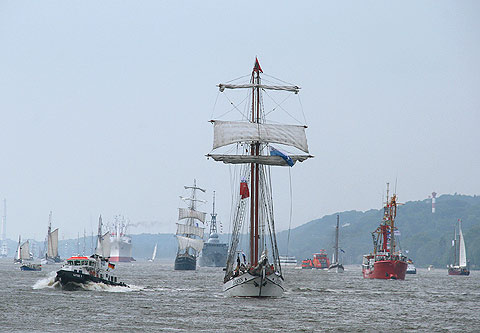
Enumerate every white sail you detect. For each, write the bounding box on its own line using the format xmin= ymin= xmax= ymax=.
xmin=20 ymin=241 xmax=30 ymax=260
xmin=212 ymin=120 xmax=309 ymax=153
xmin=176 ymin=235 xmax=204 ymax=253
xmin=176 ymin=223 xmax=204 ymax=238
xmin=178 ymin=208 xmax=206 ymax=223
xmin=101 ymin=232 xmax=111 ymax=257
xmin=459 ymin=223 xmax=467 ymax=267
xmin=207 ymin=154 xmax=311 ymax=166
xmin=151 ymin=244 xmax=157 ymax=261
xmin=48 ymin=228 xmax=59 ymax=258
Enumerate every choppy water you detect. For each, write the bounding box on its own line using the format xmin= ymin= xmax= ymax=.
xmin=1 ymin=258 xmax=478 ymax=332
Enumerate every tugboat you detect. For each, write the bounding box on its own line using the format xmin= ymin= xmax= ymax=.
xmin=312 ymin=250 xmax=330 ymax=269
xmin=55 ymin=215 xmax=128 ymax=288
xmin=362 ymin=184 xmax=407 ymax=280
xmin=448 ymin=219 xmax=470 ymax=276
xmin=301 ymin=259 xmax=313 ymax=269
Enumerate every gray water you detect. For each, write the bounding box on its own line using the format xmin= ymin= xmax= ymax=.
xmin=1 ymin=258 xmax=479 ymax=332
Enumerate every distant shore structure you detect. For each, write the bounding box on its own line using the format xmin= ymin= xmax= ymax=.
xmin=432 ymin=192 xmax=437 ymax=213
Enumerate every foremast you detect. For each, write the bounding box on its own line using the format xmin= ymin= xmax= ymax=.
xmin=209 ymin=191 xmax=218 ymax=235
xmin=372 ymin=183 xmax=400 ymax=259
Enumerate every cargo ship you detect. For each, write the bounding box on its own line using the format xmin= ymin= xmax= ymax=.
xmin=362 ymin=184 xmax=407 ymax=280
xmin=109 ymin=216 xmax=135 ymax=262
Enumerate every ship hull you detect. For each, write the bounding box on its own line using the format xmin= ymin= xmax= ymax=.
xmin=363 ymin=260 xmax=407 ymax=280
xmin=20 ymin=264 xmax=41 ymax=271
xmin=109 ymin=256 xmax=136 ymax=262
xmin=55 ymin=269 xmax=128 ymax=288
xmin=174 ymin=254 xmax=196 ymax=270
xmin=223 ymin=272 xmax=284 ymax=297
xmin=328 ymin=263 xmax=344 ymax=273
xmin=199 ymin=243 xmax=227 ymax=267
xmin=448 ymin=267 xmax=470 ymax=276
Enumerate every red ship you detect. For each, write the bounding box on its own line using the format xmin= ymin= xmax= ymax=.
xmin=362 ymin=184 xmax=407 ymax=280
xmin=312 ymin=250 xmax=330 ymax=269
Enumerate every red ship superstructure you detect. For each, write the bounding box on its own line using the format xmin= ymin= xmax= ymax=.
xmin=362 ymin=184 xmax=407 ymax=280
xmin=312 ymin=250 xmax=330 ymax=269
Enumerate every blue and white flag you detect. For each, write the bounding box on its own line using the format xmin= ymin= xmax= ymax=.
xmin=270 ymin=147 xmax=294 ymax=167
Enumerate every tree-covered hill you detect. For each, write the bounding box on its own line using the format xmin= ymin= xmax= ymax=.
xmin=276 ymin=194 xmax=480 ymax=269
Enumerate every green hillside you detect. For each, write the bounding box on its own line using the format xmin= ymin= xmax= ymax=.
xmin=276 ymin=194 xmax=480 ymax=269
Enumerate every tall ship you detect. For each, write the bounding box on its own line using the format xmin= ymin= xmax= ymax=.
xmin=44 ymin=211 xmax=61 ymax=263
xmin=362 ymin=184 xmax=407 ymax=280
xmin=328 ymin=215 xmax=344 ymax=272
xmin=199 ymin=191 xmax=228 ymax=267
xmin=174 ymin=180 xmax=206 ymax=270
xmin=448 ymin=219 xmax=470 ymax=276
xmin=109 ymin=216 xmax=135 ymax=262
xmin=207 ymin=58 xmax=312 ymax=296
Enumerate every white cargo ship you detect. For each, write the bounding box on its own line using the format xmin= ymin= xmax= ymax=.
xmin=109 ymin=216 xmax=135 ymax=262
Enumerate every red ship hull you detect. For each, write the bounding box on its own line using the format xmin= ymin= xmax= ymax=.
xmin=448 ymin=267 xmax=470 ymax=276
xmin=109 ymin=256 xmax=136 ymax=262
xmin=363 ymin=260 xmax=407 ymax=280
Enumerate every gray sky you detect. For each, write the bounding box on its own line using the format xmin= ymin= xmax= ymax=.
xmin=0 ymin=1 xmax=479 ymax=240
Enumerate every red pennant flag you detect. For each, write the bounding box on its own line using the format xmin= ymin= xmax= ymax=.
xmin=254 ymin=57 xmax=263 ymax=73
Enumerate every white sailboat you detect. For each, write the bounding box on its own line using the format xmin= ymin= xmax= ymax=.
xmin=43 ymin=211 xmax=61 ymax=263
xmin=149 ymin=244 xmax=157 ymax=262
xmin=448 ymin=219 xmax=470 ymax=275
xmin=95 ymin=215 xmax=111 ymax=258
xmin=208 ymin=58 xmax=312 ymax=297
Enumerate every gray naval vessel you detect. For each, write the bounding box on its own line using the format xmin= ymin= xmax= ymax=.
xmin=199 ymin=192 xmax=227 ymax=267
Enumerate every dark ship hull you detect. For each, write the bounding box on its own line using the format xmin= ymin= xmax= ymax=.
xmin=55 ymin=269 xmax=128 ymax=288
xmin=199 ymin=243 xmax=227 ymax=267
xmin=448 ymin=267 xmax=470 ymax=276
xmin=174 ymin=253 xmax=196 ymax=270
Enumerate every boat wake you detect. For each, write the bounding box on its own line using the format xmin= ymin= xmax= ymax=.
xmin=32 ymin=271 xmax=143 ymax=292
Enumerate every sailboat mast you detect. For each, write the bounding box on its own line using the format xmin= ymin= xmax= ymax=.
xmin=454 ymin=224 xmax=457 ymax=266
xmin=335 ymin=215 xmax=339 ymax=264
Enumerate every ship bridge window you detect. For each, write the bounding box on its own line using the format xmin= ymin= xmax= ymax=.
xmin=74 ymin=260 xmax=81 ymax=265
xmin=89 ymin=261 xmax=94 ymax=266
xmin=67 ymin=260 xmax=73 ymax=265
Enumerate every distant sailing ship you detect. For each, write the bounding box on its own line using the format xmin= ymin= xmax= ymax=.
xmin=362 ymin=184 xmax=407 ymax=280
xmin=148 ymin=243 xmax=157 ymax=262
xmin=328 ymin=215 xmax=344 ymax=273
xmin=109 ymin=216 xmax=135 ymax=262
xmin=43 ymin=211 xmax=61 ymax=263
xmin=448 ymin=219 xmax=470 ymax=276
xmin=207 ymin=58 xmax=312 ymax=296
xmin=14 ymin=236 xmax=32 ymax=263
xmin=199 ymin=191 xmax=228 ymax=267
xmin=174 ymin=180 xmax=206 ymax=271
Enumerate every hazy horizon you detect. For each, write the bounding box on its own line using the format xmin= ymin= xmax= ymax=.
xmin=0 ymin=1 xmax=478 ymax=240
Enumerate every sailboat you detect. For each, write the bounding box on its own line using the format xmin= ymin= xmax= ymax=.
xmin=174 ymin=180 xmax=206 ymax=270
xmin=328 ymin=215 xmax=344 ymax=273
xmin=362 ymin=184 xmax=408 ymax=280
xmin=149 ymin=244 xmax=157 ymax=262
xmin=448 ymin=219 xmax=470 ymax=276
xmin=14 ymin=236 xmax=32 ymax=263
xmin=207 ymin=58 xmax=312 ymax=297
xmin=199 ymin=191 xmax=228 ymax=267
xmin=43 ymin=211 xmax=61 ymax=263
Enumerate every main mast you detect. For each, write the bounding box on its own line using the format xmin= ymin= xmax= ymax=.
xmin=250 ymin=59 xmax=262 ymax=266
xmin=335 ymin=215 xmax=339 ymax=264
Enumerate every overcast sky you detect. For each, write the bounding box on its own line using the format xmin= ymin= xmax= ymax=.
xmin=0 ymin=1 xmax=478 ymax=240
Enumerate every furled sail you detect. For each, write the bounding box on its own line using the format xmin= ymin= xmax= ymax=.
xmin=218 ymin=83 xmax=300 ymax=93
xmin=459 ymin=224 xmax=467 ymax=267
xmin=176 ymin=223 xmax=204 ymax=238
xmin=207 ymin=154 xmax=311 ymax=166
xmin=47 ymin=228 xmax=59 ymax=258
xmin=178 ymin=208 xmax=206 ymax=223
xmin=176 ymin=235 xmax=204 ymax=253
xmin=212 ymin=120 xmax=309 ymax=153
xmin=95 ymin=231 xmax=111 ymax=257
xmin=20 ymin=241 xmax=30 ymax=260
